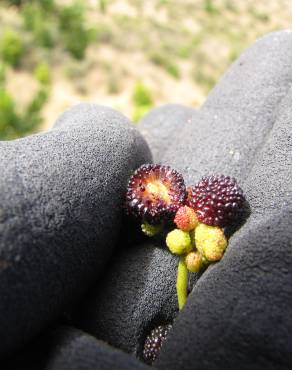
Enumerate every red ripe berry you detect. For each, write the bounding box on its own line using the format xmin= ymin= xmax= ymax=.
xmin=125 ymin=164 xmax=186 ymax=224
xmin=187 ymin=175 xmax=245 ymax=227
xmin=174 ymin=206 xmax=198 ymax=231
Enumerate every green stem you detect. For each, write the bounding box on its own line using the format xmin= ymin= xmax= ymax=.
xmin=176 ymin=256 xmax=188 ymax=310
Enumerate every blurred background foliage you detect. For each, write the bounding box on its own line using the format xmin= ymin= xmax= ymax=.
xmin=0 ymin=0 xmax=291 ymax=139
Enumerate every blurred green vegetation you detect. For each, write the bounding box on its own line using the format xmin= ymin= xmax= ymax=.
xmin=149 ymin=51 xmax=181 ymax=79
xmin=0 ymin=0 xmax=290 ymax=140
xmin=0 ymin=30 xmax=23 ymax=66
xmin=34 ymin=63 xmax=51 ymax=85
xmin=132 ymin=81 xmax=153 ymax=122
xmin=22 ymin=3 xmax=56 ymax=48
xmin=0 ymin=0 xmax=95 ymax=139
xmin=59 ymin=3 xmax=93 ymax=59
xmin=0 ymin=61 xmax=50 ymax=139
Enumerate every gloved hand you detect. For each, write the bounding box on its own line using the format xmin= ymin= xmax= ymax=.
xmin=0 ymin=103 xmax=152 ymax=357
xmin=76 ymin=30 xmax=292 ymax=370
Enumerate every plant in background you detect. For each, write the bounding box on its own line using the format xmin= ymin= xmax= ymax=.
xmin=6 ymin=0 xmax=55 ymax=10
xmin=0 ymin=89 xmax=20 ymax=139
xmin=59 ymin=2 xmax=91 ymax=59
xmin=0 ymin=87 xmax=49 ymax=140
xmin=0 ymin=63 xmax=6 ymax=87
xmin=34 ymin=63 xmax=51 ymax=86
xmin=22 ymin=88 xmax=49 ymax=133
xmin=132 ymin=81 xmax=153 ymax=122
xmin=0 ymin=30 xmax=23 ymax=67
xmin=204 ymin=0 xmax=218 ymax=14
xmin=6 ymin=0 xmax=22 ymax=6
xmin=7 ymin=0 xmax=55 ymax=9
xmin=125 ymin=166 xmax=246 ymax=310
xmin=149 ymin=51 xmax=181 ymax=79
xmin=22 ymin=62 xmax=51 ymax=133
xmin=99 ymin=0 xmax=108 ymax=13
xmin=38 ymin=0 xmax=55 ymax=10
xmin=0 ymin=62 xmax=50 ymax=140
xmin=22 ymin=3 xmax=55 ymax=48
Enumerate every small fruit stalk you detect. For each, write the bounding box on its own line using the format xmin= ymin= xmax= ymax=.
xmin=125 ymin=166 xmax=246 ymax=311
xmin=166 ymin=206 xmax=201 ymax=309
xmin=166 ymin=209 xmax=227 ymax=309
xmin=168 ymin=175 xmax=245 ymax=309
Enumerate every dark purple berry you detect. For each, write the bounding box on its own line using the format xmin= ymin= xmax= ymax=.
xmin=187 ymin=175 xmax=245 ymax=227
xmin=126 ymin=164 xmax=187 ymax=224
xmin=142 ymin=324 xmax=172 ymax=365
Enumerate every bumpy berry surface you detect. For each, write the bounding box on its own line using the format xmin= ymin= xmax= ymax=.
xmin=166 ymin=229 xmax=192 ymax=255
xmin=187 ymin=175 xmax=245 ymax=227
xmin=195 ymin=223 xmax=227 ymax=261
xmin=174 ymin=205 xmax=198 ymax=231
xmin=185 ymin=251 xmax=203 ymax=273
xmin=126 ymin=164 xmax=186 ymax=224
xmin=142 ymin=324 xmax=172 ymax=365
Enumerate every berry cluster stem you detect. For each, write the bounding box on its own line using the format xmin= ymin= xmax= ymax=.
xmin=176 ymin=256 xmax=188 ymax=310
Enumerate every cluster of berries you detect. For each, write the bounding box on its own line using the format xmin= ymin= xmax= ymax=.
xmin=126 ymin=164 xmax=245 ymax=309
xmin=166 ymin=207 xmax=227 ymax=273
xmin=126 ymin=164 xmax=245 ymax=365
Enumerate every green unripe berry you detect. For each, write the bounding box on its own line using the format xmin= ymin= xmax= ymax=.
xmin=141 ymin=222 xmax=162 ymax=237
xmin=166 ymin=229 xmax=192 ymax=255
xmin=185 ymin=251 xmax=203 ymax=273
xmin=195 ymin=223 xmax=227 ymax=262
